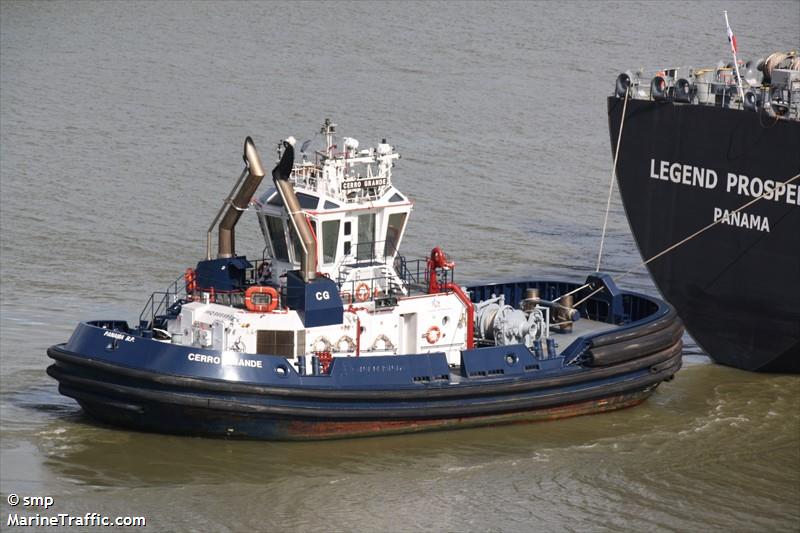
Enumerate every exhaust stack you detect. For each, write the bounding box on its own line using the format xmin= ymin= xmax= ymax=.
xmin=217 ymin=137 xmax=266 ymax=258
xmin=272 ymin=138 xmax=317 ymax=282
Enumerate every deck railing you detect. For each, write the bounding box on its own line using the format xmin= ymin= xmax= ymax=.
xmin=621 ymin=67 xmax=800 ymax=118
xmin=138 ymin=244 xmax=456 ymax=327
xmin=138 ymin=273 xmax=187 ymax=328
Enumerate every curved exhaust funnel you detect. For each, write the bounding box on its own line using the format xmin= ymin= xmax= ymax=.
xmin=217 ymin=137 xmax=266 ymax=258
xmin=272 ymin=138 xmax=317 ymax=282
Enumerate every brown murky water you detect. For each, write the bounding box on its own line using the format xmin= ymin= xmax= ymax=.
xmin=2 ymin=1 xmax=798 ymax=531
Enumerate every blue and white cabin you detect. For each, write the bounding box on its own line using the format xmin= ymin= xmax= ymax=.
xmin=165 ymin=120 xmax=493 ymax=369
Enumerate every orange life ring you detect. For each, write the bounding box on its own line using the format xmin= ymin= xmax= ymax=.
xmin=245 ymin=286 xmax=279 ymax=313
xmin=355 ymin=283 xmax=371 ymax=302
xmin=425 ymin=326 xmax=441 ymax=344
xmin=184 ymin=267 xmax=196 ymax=293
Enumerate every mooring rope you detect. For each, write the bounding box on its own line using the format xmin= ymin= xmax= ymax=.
xmin=616 ymin=171 xmax=800 ymax=282
xmin=569 ymin=172 xmax=800 ymax=309
xmin=596 ymin=85 xmax=630 ymax=272
xmin=552 ymin=282 xmax=591 ymax=303
xmin=571 ymin=285 xmax=606 ymax=310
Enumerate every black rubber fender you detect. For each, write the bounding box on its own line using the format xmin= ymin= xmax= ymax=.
xmin=590 ymin=308 xmax=679 ymax=348
xmin=47 ymin=340 xmax=681 ymax=402
xmin=52 ymin=353 xmax=682 ymax=421
xmin=586 ymin=320 xmax=684 ymax=366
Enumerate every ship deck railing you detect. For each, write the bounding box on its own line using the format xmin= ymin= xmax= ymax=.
xmin=289 ymin=160 xmax=393 ymax=204
xmin=137 ymin=241 xmax=455 ymax=330
xmin=334 ymin=239 xmax=453 ymax=295
xmin=621 ymin=68 xmax=800 ymax=118
xmin=138 ymin=273 xmax=188 ymax=329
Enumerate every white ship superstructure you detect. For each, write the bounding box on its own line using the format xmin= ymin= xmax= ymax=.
xmin=162 ymin=120 xmax=548 ymax=372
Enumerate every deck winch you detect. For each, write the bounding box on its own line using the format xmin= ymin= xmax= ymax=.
xmin=474 ymin=294 xmax=547 ymax=348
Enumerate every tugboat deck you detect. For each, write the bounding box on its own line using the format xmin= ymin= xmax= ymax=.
xmin=550 ymin=318 xmax=619 ymax=347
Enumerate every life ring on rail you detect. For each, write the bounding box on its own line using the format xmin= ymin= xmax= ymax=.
xmin=425 ymin=326 xmax=441 ymax=344
xmin=245 ymin=286 xmax=279 ymax=313
xmin=184 ymin=268 xmax=196 ymax=293
xmin=355 ymin=283 xmax=371 ymax=302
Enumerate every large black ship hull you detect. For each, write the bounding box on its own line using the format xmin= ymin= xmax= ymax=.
xmin=607 ymin=97 xmax=800 ymax=372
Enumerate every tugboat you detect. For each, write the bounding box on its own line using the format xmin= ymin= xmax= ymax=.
xmin=48 ymin=120 xmax=683 ymax=440
xmin=608 ymin=51 xmax=800 ymax=373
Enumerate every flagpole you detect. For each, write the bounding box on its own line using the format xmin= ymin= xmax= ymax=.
xmin=724 ymin=10 xmax=745 ymax=101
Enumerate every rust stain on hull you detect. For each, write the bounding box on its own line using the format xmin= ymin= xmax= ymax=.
xmin=283 ymin=388 xmax=654 ymax=440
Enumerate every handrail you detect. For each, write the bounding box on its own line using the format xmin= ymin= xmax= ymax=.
xmin=138 ymin=273 xmax=186 ymax=327
xmin=619 ymin=70 xmax=800 ymax=118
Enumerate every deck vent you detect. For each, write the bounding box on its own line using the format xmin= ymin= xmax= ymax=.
xmin=257 ymin=330 xmax=296 ymax=357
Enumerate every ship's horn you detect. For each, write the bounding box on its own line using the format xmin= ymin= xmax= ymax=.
xmin=217 ymin=137 xmax=265 ymax=258
xmin=271 ymin=137 xmax=317 ymax=282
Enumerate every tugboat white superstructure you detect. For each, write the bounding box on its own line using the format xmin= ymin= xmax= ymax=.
xmin=48 ymin=120 xmax=683 ymax=440
xmin=178 ymin=119 xmax=478 ymax=368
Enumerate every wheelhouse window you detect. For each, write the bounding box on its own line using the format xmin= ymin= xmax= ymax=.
xmin=322 ymin=220 xmax=340 ymax=264
xmin=356 ymin=213 xmax=375 ymax=260
xmin=384 ymin=212 xmax=407 ymax=257
xmin=265 ymin=215 xmax=289 ymax=262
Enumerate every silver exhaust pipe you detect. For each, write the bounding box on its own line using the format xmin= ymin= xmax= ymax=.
xmin=217 ymin=137 xmax=266 ymax=258
xmin=272 ymin=138 xmax=317 ymax=282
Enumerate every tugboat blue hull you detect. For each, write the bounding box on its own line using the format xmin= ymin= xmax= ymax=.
xmin=47 ymin=282 xmax=682 ymax=440
xmin=57 ymin=382 xmax=659 ymax=440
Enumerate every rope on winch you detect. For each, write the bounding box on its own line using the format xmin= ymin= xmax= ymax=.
xmin=596 ymin=84 xmax=630 ymax=272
